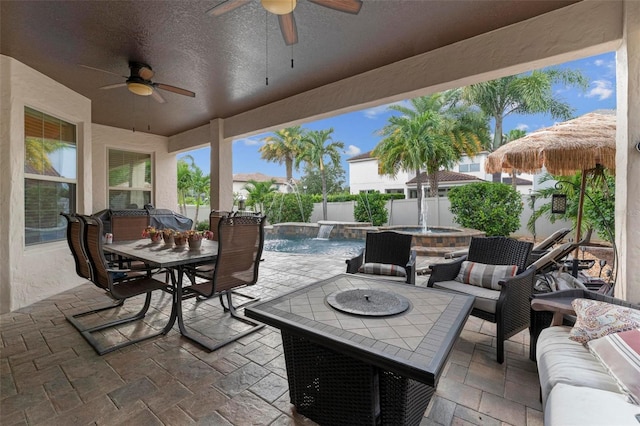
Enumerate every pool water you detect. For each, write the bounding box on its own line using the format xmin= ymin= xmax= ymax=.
xmin=264 ymin=236 xmax=364 ymax=257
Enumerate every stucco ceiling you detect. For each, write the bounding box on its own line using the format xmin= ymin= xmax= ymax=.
xmin=1 ymin=0 xmax=578 ymax=137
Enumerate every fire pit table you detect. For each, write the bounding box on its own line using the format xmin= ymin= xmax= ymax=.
xmin=245 ymin=274 xmax=473 ymax=425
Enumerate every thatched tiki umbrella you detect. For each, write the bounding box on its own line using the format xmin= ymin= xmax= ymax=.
xmin=485 ymin=111 xmax=616 ymax=246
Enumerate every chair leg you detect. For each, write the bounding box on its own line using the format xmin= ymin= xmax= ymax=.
xmin=219 ymin=291 xmax=260 ymax=312
xmin=67 ymin=291 xmax=175 ymax=355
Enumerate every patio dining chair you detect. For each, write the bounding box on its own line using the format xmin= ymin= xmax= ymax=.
xmin=177 ymin=215 xmax=266 ymax=351
xmin=65 ymin=215 xmax=175 ymax=355
xmin=346 ymin=231 xmax=416 ymax=284
xmin=428 ymin=236 xmax=535 ymax=363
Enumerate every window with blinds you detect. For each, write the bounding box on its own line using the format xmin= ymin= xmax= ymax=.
xmin=24 ymin=107 xmax=77 ymax=245
xmin=108 ymin=149 xmax=152 ymax=209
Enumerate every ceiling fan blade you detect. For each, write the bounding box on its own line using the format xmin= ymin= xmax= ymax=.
xmin=206 ymin=0 xmax=250 ymax=17
xmin=150 ymin=89 xmax=166 ymax=104
xmin=154 ymin=83 xmax=196 ymax=98
xmin=99 ymin=82 xmax=127 ymax=90
xmin=80 ymin=64 xmax=127 ymax=79
xmin=308 ymin=0 xmax=362 ymax=14
xmin=278 ymin=13 xmax=298 ymax=46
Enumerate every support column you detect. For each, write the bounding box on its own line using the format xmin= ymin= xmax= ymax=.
xmin=615 ymin=1 xmax=640 ymax=302
xmin=210 ymin=118 xmax=234 ymax=211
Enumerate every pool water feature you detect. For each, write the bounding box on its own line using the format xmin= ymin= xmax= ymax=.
xmin=264 ymin=236 xmax=364 ymax=257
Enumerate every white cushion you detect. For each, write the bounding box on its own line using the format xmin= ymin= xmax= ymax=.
xmin=431 ymin=280 xmax=498 ymax=314
xmin=545 ymin=383 xmax=640 ymax=426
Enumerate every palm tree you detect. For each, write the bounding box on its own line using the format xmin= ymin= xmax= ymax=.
xmin=177 ymin=155 xmax=195 ymax=215
xmin=463 ymin=69 xmax=587 ymax=153
xmin=244 ymin=179 xmax=277 ymax=213
xmin=296 ymin=129 xmax=345 ymax=220
xmin=374 ymin=92 xmax=489 ymax=223
xmin=502 ymin=129 xmax=527 ymax=190
xmin=190 ymin=165 xmax=210 ymax=228
xmin=259 ymin=126 xmax=305 ymax=184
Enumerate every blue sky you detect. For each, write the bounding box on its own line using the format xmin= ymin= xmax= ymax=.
xmin=179 ymin=51 xmax=616 ymax=181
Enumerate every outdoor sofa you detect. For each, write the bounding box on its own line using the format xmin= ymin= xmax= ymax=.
xmin=531 ymin=289 xmax=640 ymax=425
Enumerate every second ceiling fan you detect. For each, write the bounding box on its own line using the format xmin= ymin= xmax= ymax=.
xmin=208 ymin=0 xmax=363 ymax=46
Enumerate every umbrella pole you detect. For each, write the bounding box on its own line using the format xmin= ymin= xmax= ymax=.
xmin=574 ymin=172 xmax=588 ymax=258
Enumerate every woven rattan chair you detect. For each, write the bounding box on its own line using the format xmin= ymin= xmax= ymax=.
xmin=428 ymin=236 xmax=535 ymax=363
xmin=177 ymin=215 xmax=266 ymax=351
xmin=65 ymin=215 xmax=175 ymax=355
xmin=346 ymin=231 xmax=416 ymax=284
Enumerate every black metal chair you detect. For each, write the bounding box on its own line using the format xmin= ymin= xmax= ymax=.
xmin=65 ymin=215 xmax=175 ymax=355
xmin=428 ymin=236 xmax=535 ymax=363
xmin=177 ymin=215 xmax=266 ymax=351
xmin=346 ymin=231 xmax=416 ymax=284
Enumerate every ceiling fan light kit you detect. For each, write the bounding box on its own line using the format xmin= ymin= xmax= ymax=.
xmin=261 ymin=0 xmax=296 ymax=15
xmin=127 ymin=81 xmax=153 ymax=96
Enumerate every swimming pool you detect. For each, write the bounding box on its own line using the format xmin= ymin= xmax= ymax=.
xmin=264 ymin=236 xmax=364 ymax=257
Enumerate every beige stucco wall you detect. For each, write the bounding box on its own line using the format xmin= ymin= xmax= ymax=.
xmin=0 ymin=55 xmax=92 ymax=313
xmin=91 ymin=124 xmax=177 ymax=212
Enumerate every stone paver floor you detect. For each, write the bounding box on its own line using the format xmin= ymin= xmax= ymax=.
xmin=1 ymin=252 xmax=542 ymax=425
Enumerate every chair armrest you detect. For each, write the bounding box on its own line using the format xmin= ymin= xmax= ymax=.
xmin=345 ymin=248 xmax=365 ymax=274
xmin=405 ymin=250 xmax=417 ymax=285
xmin=496 ymin=266 xmax=537 ymax=333
xmin=426 ymin=257 xmax=465 ymax=287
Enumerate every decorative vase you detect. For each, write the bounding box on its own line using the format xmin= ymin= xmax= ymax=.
xmin=188 ymin=236 xmax=202 ymax=250
xmin=149 ymin=232 xmax=162 ymax=244
xmin=163 ymin=232 xmax=174 ymax=246
xmin=174 ymin=235 xmax=187 ymax=247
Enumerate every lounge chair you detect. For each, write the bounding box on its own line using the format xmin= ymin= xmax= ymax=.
xmin=346 ymin=231 xmax=416 ymax=284
xmin=428 ymin=236 xmax=535 ymax=363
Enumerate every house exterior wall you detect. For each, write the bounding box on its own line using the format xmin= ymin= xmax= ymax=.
xmin=0 ymin=55 xmax=92 ymax=313
xmin=348 ymin=158 xmax=412 ymax=197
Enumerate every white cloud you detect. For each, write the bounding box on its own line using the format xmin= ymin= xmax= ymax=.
xmin=594 ymin=59 xmax=605 ymax=66
xmin=362 ymin=100 xmax=408 ymax=119
xmin=233 ymin=136 xmax=262 ymax=146
xmin=515 ymin=123 xmax=529 ymax=131
xmin=344 ymin=145 xmax=361 ymax=156
xmin=586 ymin=79 xmax=613 ymax=101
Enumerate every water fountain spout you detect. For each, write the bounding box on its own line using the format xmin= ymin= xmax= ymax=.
xmin=421 ymin=197 xmax=429 ymax=234
xmin=285 ymin=179 xmax=306 ymax=223
xmin=317 ymin=224 xmax=334 ymax=239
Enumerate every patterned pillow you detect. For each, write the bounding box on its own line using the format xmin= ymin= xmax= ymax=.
xmin=569 ymin=298 xmax=640 ymax=343
xmin=454 ymin=261 xmax=518 ymax=290
xmin=358 ymin=263 xmax=406 ymax=277
xmin=588 ymin=328 xmax=640 ymax=404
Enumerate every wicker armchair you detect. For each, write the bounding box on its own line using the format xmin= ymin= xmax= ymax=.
xmin=428 ymin=236 xmax=534 ymax=363
xmin=346 ymin=231 xmax=416 ymax=285
xmin=177 ymin=215 xmax=266 ymax=351
xmin=65 ymin=215 xmax=174 ymax=355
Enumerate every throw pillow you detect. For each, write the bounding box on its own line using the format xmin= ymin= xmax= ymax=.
xmin=569 ymin=298 xmax=640 ymax=344
xmin=588 ymin=328 xmax=640 ymax=404
xmin=358 ymin=262 xmax=406 ymax=277
xmin=454 ymin=261 xmax=518 ymax=290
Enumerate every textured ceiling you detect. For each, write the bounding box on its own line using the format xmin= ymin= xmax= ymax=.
xmin=1 ymin=0 xmax=578 ymax=137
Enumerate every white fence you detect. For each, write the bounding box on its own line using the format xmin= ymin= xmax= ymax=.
xmin=182 ymin=195 xmax=572 ymax=240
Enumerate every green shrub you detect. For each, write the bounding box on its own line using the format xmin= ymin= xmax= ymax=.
xmin=196 ymin=220 xmax=209 ymax=231
xmin=263 ymin=193 xmax=314 ymax=224
xmin=353 ymin=191 xmax=388 ymax=226
xmin=448 ymin=182 xmax=523 ymax=237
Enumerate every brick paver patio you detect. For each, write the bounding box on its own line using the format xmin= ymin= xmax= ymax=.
xmin=1 ymin=252 xmax=542 ymax=425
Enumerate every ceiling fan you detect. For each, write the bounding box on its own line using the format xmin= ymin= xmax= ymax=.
xmin=82 ymin=62 xmax=196 ymax=103
xmin=207 ymin=0 xmax=363 ymax=46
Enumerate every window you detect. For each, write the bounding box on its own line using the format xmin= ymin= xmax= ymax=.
xmin=24 ymin=107 xmax=77 ymax=245
xmin=385 ymin=189 xmax=404 ymax=194
xmin=459 ymin=164 xmax=469 ymax=172
xmin=108 ymin=149 xmax=152 ymax=209
xmin=469 ymin=163 xmax=480 ymax=172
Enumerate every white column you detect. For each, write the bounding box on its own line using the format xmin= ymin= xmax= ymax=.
xmin=615 ymin=1 xmax=640 ymax=302
xmin=209 ymin=118 xmax=233 ymax=211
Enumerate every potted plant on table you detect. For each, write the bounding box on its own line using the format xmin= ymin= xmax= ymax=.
xmin=162 ymin=229 xmax=176 ymax=246
xmin=142 ymin=226 xmax=162 ymax=243
xmin=186 ymin=230 xmax=203 ymax=250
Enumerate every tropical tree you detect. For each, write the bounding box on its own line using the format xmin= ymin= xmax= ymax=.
xmin=299 ymin=162 xmax=346 ymax=195
xmin=259 ymin=126 xmax=305 ymax=183
xmin=373 ymin=91 xmax=489 ymax=224
xmin=295 ymin=128 xmax=345 ymax=220
xmin=244 ymin=179 xmax=277 ymax=213
xmin=177 ymin=155 xmax=194 ymax=215
xmin=463 ymin=69 xmax=588 ymax=153
xmin=190 ymin=165 xmax=210 ymax=227
xmin=502 ymin=129 xmax=527 ymax=190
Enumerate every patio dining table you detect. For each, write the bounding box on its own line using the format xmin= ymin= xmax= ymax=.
xmin=245 ymin=274 xmax=474 ymax=426
xmin=103 ymin=238 xmax=218 ymax=338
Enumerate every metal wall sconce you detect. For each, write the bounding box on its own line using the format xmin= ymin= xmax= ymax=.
xmin=551 ymin=194 xmax=567 ymax=214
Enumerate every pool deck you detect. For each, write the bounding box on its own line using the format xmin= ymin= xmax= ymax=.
xmin=0 ymin=251 xmax=542 ymax=425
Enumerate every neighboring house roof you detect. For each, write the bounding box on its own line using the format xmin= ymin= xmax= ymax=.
xmin=233 ymin=172 xmax=289 ymax=185
xmin=24 ymin=163 xmax=61 ymax=177
xmin=501 ymin=176 xmax=533 ymax=185
xmin=406 ymin=170 xmax=485 ymax=185
xmin=346 ymin=151 xmax=374 ymax=162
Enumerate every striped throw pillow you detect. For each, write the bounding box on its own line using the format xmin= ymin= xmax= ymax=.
xmin=358 ymin=262 xmax=407 ymax=277
xmin=455 ymin=261 xmax=518 ymax=290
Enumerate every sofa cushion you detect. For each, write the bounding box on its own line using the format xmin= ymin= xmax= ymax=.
xmin=358 ymin=262 xmax=406 ymax=277
xmin=545 ymin=383 xmax=640 ymax=426
xmin=536 ymin=326 xmax=623 ymax=406
xmin=569 ymin=298 xmax=640 ymax=343
xmin=455 ymin=261 xmax=518 ymax=290
xmin=431 ymin=280 xmax=498 ymax=314
xmin=588 ymin=328 xmax=640 ymax=404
